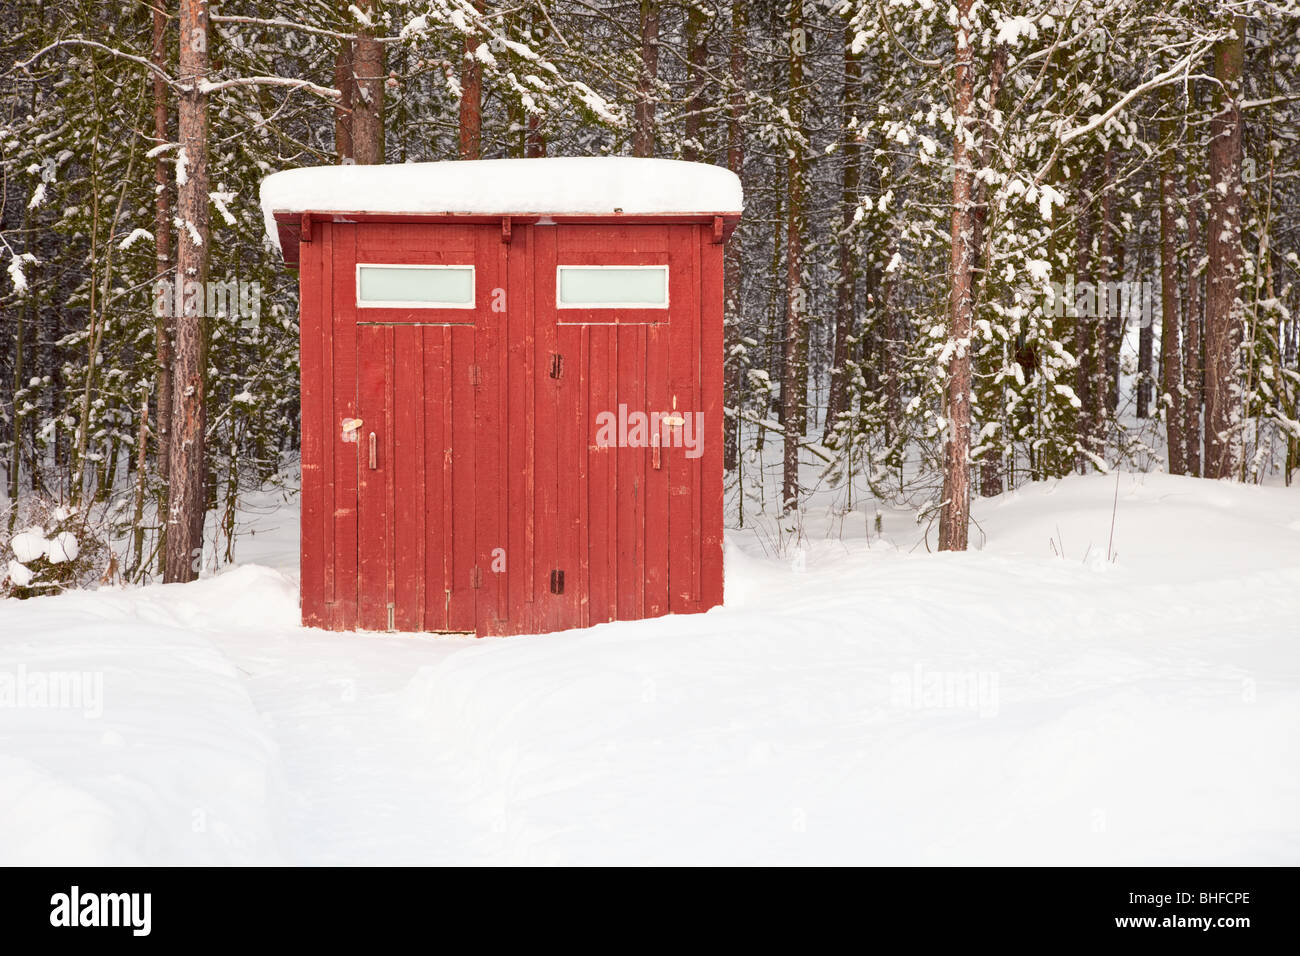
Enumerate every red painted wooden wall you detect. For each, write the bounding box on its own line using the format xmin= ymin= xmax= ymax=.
xmin=293 ymin=214 xmax=729 ymax=637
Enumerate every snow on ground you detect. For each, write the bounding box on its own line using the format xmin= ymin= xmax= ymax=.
xmin=0 ymin=571 xmax=284 ymax=864
xmin=2 ymin=472 xmax=1298 ymax=864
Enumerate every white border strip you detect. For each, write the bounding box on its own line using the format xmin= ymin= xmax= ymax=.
xmin=356 ymin=263 xmax=476 ymax=309
xmin=556 ymin=265 xmax=669 ymax=310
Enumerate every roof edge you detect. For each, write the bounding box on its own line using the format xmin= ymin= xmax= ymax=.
xmin=271 ymin=210 xmax=742 ymax=267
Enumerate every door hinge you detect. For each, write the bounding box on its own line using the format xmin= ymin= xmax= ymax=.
xmin=549 ymin=353 xmax=563 ymax=380
xmin=469 ymin=364 xmax=482 ymax=387
xmin=501 ymin=215 xmax=512 ymax=244
xmin=549 ymin=569 xmax=565 ymax=595
xmin=470 ymin=565 xmax=483 ymax=589
xmin=386 ymin=602 xmax=395 ymax=631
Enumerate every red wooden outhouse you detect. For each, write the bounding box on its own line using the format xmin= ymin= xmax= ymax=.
xmin=261 ymin=158 xmax=742 ymax=636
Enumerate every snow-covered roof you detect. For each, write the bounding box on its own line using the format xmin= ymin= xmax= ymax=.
xmin=260 ymin=157 xmax=743 ymax=252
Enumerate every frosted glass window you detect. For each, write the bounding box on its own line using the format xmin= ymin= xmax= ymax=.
xmin=557 ymin=266 xmax=668 ymax=308
xmin=356 ymin=265 xmax=474 ymax=308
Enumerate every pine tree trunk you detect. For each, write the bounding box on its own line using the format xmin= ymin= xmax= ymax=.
xmin=723 ymin=0 xmax=746 ymax=472
xmin=632 ymin=0 xmax=660 ymax=157
xmin=764 ymin=176 xmax=784 ymax=444
xmin=1159 ymin=115 xmax=1186 ymax=473
xmin=1099 ymin=150 xmax=1125 ymax=424
xmin=130 ymin=390 xmax=150 ymax=574
xmin=880 ymin=264 xmax=900 ymax=446
xmin=938 ymin=0 xmax=975 ymax=552
xmin=682 ymin=3 xmax=707 ymax=162
xmin=1074 ymin=158 xmax=1097 ymax=470
xmin=351 ymin=1 xmax=384 ymax=165
xmin=164 ymin=0 xmax=211 ymax=583
xmin=824 ymin=28 xmax=861 ymax=446
xmin=1100 ymin=149 xmax=1123 ymax=417
xmin=525 ymin=117 xmax=546 ymax=157
xmin=333 ymin=27 xmax=355 ymax=163
xmin=973 ymin=43 xmax=1007 ymax=498
xmin=780 ymin=0 xmax=807 ymax=512
xmin=459 ymin=5 xmax=483 ymax=160
xmin=153 ymin=5 xmax=173 ymax=484
xmin=8 ymin=256 xmax=23 ymax=530
xmin=1203 ymin=16 xmax=1245 ymax=479
xmin=1137 ymin=242 xmax=1153 ymax=418
xmin=1183 ymin=161 xmax=1203 ymax=476
xmin=333 ymin=0 xmax=355 ymax=163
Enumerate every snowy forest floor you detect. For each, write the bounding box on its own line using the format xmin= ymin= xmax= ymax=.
xmin=2 ymin=470 xmax=1298 ymax=864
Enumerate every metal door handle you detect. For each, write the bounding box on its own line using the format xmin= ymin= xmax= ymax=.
xmin=369 ymin=432 xmax=377 ymax=469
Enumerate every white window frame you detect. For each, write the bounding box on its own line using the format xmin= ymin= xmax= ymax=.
xmin=356 ymin=263 xmax=476 ymax=309
xmin=556 ymin=265 xmax=670 ymax=309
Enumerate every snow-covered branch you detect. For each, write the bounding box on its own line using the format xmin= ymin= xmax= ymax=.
xmin=198 ymin=77 xmax=341 ymax=100
xmin=16 ymin=37 xmax=341 ymax=101
xmin=15 ymin=39 xmax=179 ymax=87
xmin=210 ymin=15 xmax=401 ymax=43
xmin=1057 ymin=45 xmax=1218 ymax=146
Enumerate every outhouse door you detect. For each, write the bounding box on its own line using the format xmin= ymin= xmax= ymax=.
xmin=339 ymin=223 xmax=507 ymax=633
xmin=531 ymin=223 xmax=703 ymax=631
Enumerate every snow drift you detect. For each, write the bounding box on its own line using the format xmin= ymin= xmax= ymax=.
xmin=1 ymin=473 xmax=1297 ymax=864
